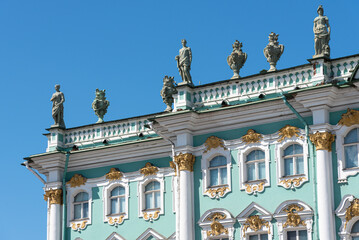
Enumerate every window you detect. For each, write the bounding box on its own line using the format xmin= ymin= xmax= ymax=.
xmin=249 ymin=234 xmax=268 ymax=240
xmin=283 ymin=144 xmax=304 ymax=176
xmin=209 ymin=156 xmax=228 ymax=186
xmin=198 ymin=209 xmax=236 ymax=240
xmin=344 ymin=128 xmax=359 ymax=168
xmin=74 ymin=192 xmax=89 ymax=220
xmin=110 ymin=186 xmax=126 ymax=214
xmin=336 ymin=195 xmax=359 ymax=240
xmin=145 ymin=181 xmax=161 ymax=209
xmin=351 ymin=220 xmax=359 ymax=239
xmin=138 ymin=176 xmax=164 ymax=221
xmin=246 ymin=150 xmax=265 ymax=181
xmin=286 ymin=230 xmax=307 ymax=240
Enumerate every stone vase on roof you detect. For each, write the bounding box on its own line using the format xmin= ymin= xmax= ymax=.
xmin=227 ymin=40 xmax=247 ymax=79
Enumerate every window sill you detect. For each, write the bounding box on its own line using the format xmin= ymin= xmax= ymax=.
xmin=208 ymin=184 xmax=229 ymax=189
xmin=281 ymin=174 xmax=305 ymax=179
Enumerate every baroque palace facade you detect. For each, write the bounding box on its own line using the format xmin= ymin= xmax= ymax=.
xmin=25 ymin=7 xmax=359 ymax=240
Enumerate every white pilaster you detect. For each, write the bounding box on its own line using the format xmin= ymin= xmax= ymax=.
xmin=179 ymin=169 xmax=194 ymax=240
xmin=49 ymin=203 xmax=62 ymax=240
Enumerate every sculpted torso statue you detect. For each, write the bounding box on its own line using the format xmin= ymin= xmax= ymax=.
xmin=50 ymin=84 xmax=65 ymax=128
xmin=160 ymin=76 xmax=177 ymax=112
xmin=175 ymin=39 xmax=193 ymax=86
xmin=313 ymin=5 xmax=330 ymax=58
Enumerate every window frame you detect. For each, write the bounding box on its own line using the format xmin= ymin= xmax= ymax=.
xmin=335 ymin=194 xmax=359 ymax=240
xmin=67 ymin=187 xmax=92 ymax=231
xmin=73 ymin=192 xmax=89 ymax=220
xmin=275 ymin=138 xmax=308 ymax=189
xmin=201 ymin=146 xmax=232 ymax=199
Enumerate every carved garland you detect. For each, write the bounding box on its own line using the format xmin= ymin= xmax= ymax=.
xmin=244 ymin=182 xmax=265 ymax=195
xmin=143 ymin=211 xmax=160 ymax=222
xmin=206 ymin=213 xmax=228 ymax=237
xmin=174 ymin=153 xmax=195 ymax=172
xmin=105 ymin=168 xmax=123 ymax=182
xmin=338 ymin=108 xmax=359 ymax=127
xmin=309 ymin=131 xmax=335 ymax=152
xmin=204 ymin=136 xmax=227 ymax=153
xmin=44 ymin=189 xmax=63 ymax=205
xmin=283 ymin=204 xmax=306 ymax=228
xmin=71 ymin=221 xmax=88 ymax=231
xmin=140 ymin=163 xmax=159 ymax=176
xmin=108 ymin=215 xmax=125 ymax=226
xmin=205 ymin=186 xmax=229 ymax=198
xmin=280 ymin=177 xmax=306 ymax=189
xmin=242 ymin=129 xmax=262 ymax=145
xmin=278 ymin=125 xmax=300 ymax=142
xmin=242 ymin=215 xmax=270 ymax=237
xmin=345 ymin=198 xmax=359 ymax=229
xmin=67 ymin=174 xmax=87 ymax=188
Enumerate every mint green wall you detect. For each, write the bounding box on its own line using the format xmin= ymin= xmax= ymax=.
xmin=66 ymin=157 xmax=175 ymax=240
xmin=193 ymin=117 xmax=317 ymax=239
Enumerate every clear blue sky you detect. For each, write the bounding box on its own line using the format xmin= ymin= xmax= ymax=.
xmin=1 ymin=1 xmax=358 ymax=239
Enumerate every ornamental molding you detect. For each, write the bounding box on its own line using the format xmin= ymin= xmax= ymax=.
xmin=174 ymin=153 xmax=195 ymax=172
xmin=310 ymin=131 xmax=335 ymax=151
xmin=242 ymin=129 xmax=262 ymax=144
xmin=169 ymin=161 xmax=177 ymax=176
xmin=105 ymin=168 xmax=123 ymax=182
xmin=279 ymin=177 xmax=306 ymax=189
xmin=278 ymin=125 xmax=300 ymax=142
xmin=67 ymin=174 xmax=87 ymax=188
xmin=344 ymin=198 xmax=359 ymax=229
xmin=137 ymin=228 xmax=167 ymax=240
xmin=44 ymin=188 xmax=63 ymax=205
xmin=204 ymin=136 xmax=226 ymax=153
xmin=207 ymin=219 xmax=228 ymax=237
xmin=143 ymin=210 xmax=160 ymax=222
xmin=283 ymin=204 xmax=306 ymax=228
xmin=338 ymin=108 xmax=359 ymax=127
xmin=205 ymin=186 xmax=229 ymax=199
xmin=242 ymin=215 xmax=270 ymax=237
xmin=207 ymin=212 xmax=227 ymax=221
xmin=71 ymin=221 xmax=88 ymax=232
xmin=108 ymin=216 xmax=125 ymax=226
xmin=244 ymin=181 xmax=265 ymax=195
xmin=199 ymin=208 xmax=236 ymax=240
xmin=335 ymin=195 xmax=359 ymax=239
xmin=140 ymin=163 xmax=159 ymax=176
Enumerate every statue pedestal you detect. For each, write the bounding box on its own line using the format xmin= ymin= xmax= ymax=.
xmin=308 ymin=56 xmax=331 ymax=84
xmin=46 ymin=126 xmax=66 ymax=152
xmin=173 ymin=83 xmax=194 ymax=111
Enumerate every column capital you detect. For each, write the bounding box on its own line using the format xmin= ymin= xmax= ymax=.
xmin=174 ymin=153 xmax=195 ymax=172
xmin=310 ymin=131 xmax=335 ymax=152
xmin=44 ymin=188 xmax=63 ymax=205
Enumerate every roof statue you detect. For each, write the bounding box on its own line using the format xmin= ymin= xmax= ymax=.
xmin=160 ymin=76 xmax=177 ymax=112
xmin=263 ymin=32 xmax=284 ymax=72
xmin=92 ymin=89 xmax=110 ymax=123
xmin=227 ymin=40 xmax=247 ymax=79
xmin=313 ymin=5 xmax=330 ymax=58
xmin=175 ymin=39 xmax=193 ymax=86
xmin=50 ymin=84 xmax=66 ymax=128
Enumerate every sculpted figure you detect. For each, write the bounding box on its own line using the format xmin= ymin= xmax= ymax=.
xmin=92 ymin=89 xmax=110 ymax=123
xmin=175 ymin=39 xmax=193 ymax=85
xmin=50 ymin=84 xmax=65 ymax=128
xmin=263 ymin=32 xmax=284 ymax=72
xmin=160 ymin=76 xmax=177 ymax=112
xmin=313 ymin=5 xmax=330 ymax=58
xmin=227 ymin=40 xmax=247 ymax=79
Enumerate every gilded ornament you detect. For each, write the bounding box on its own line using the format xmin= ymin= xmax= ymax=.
xmin=169 ymin=161 xmax=177 ymax=176
xmin=108 ymin=215 xmax=124 ymax=225
xmin=207 ymin=219 xmax=228 ymax=236
xmin=105 ymin=168 xmax=123 ymax=182
xmin=278 ymin=125 xmax=300 ymax=142
xmin=71 ymin=221 xmax=87 ymax=231
xmin=242 ymin=215 xmax=270 ymax=237
xmin=140 ymin=163 xmax=159 ymax=176
xmin=174 ymin=153 xmax=195 ymax=172
xmin=67 ymin=174 xmax=87 ymax=188
xmin=344 ymin=198 xmax=359 ymax=229
xmin=44 ymin=189 xmax=63 ymax=205
xmin=205 ymin=186 xmax=229 ymax=198
xmin=283 ymin=204 xmax=306 ymax=228
xmin=280 ymin=177 xmax=306 ymax=189
xmin=245 ymin=182 xmax=265 ymax=194
xmin=338 ymin=109 xmax=359 ymax=127
xmin=242 ymin=129 xmax=262 ymax=144
xmin=204 ymin=136 xmax=226 ymax=153
xmin=206 ymin=212 xmax=227 ymax=222
xmin=309 ymin=131 xmax=335 ymax=152
xmin=143 ymin=211 xmax=160 ymax=221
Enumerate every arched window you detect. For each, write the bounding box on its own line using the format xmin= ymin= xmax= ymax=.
xmin=248 ymin=234 xmax=268 ymax=240
xmin=209 ymin=156 xmax=228 ymax=186
xmin=344 ymin=128 xmax=359 ymax=168
xmin=351 ymin=220 xmax=359 ymax=239
xmin=246 ymin=150 xmax=265 ymax=181
xmin=110 ymin=186 xmax=126 ymax=214
xmin=286 ymin=230 xmax=307 ymax=240
xmin=283 ymin=144 xmax=304 ymax=176
xmin=74 ymin=192 xmax=89 ymax=220
xmin=145 ymin=181 xmax=160 ymax=209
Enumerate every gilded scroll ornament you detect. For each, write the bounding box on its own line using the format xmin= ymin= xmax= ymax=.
xmin=344 ymin=198 xmax=359 ymax=229
xmin=206 ymin=212 xmax=227 ymax=222
xmin=338 ymin=109 xmax=359 ymax=127
xmin=280 ymin=177 xmax=306 ymax=189
xmin=309 ymin=131 xmax=335 ymax=151
xmin=71 ymin=221 xmax=88 ymax=231
xmin=108 ymin=215 xmax=124 ymax=226
xmin=242 ymin=215 xmax=270 ymax=237
xmin=143 ymin=211 xmax=160 ymax=222
xmin=278 ymin=125 xmax=300 ymax=142
xmin=67 ymin=174 xmax=87 ymax=188
xmin=140 ymin=163 xmax=159 ymax=176
xmin=205 ymin=186 xmax=229 ymax=198
xmin=242 ymin=129 xmax=262 ymax=144
xmin=105 ymin=168 xmax=123 ymax=182
xmin=204 ymin=136 xmax=226 ymax=153
xmin=174 ymin=153 xmax=195 ymax=172
xmin=44 ymin=189 xmax=63 ymax=205
xmin=169 ymin=161 xmax=177 ymax=176
xmin=244 ymin=182 xmax=265 ymax=195
xmin=283 ymin=204 xmax=306 ymax=228
xmin=207 ymin=219 xmax=228 ymax=236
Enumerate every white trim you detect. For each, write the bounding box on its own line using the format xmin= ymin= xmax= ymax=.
xmin=238 ymin=143 xmax=270 ymax=195
xmin=136 ymin=228 xmax=166 ymax=240
xmin=273 ymin=200 xmax=313 ymax=240
xmin=168 ymin=232 xmax=176 ymax=239
xmin=105 ymin=232 xmax=126 ymax=240
xmin=335 ymin=194 xmax=359 ymax=240
xmin=201 ymin=146 xmax=232 ymax=198
xmin=335 ymin=124 xmax=359 ymax=183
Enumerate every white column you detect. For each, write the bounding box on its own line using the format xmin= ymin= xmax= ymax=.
xmin=49 ymin=203 xmax=62 ymax=240
xmin=179 ymin=169 xmax=193 ymax=240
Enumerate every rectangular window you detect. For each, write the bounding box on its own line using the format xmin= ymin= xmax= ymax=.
xmin=220 ymin=168 xmax=228 ymax=184
xmin=154 ymin=192 xmax=160 ymax=208
xmin=120 ymin=197 xmax=125 ymax=213
xmin=210 ymin=169 xmax=219 ymax=186
xmin=296 ymin=156 xmax=304 ymax=174
xmin=74 ymin=204 xmax=81 ymax=219
xmin=247 ymin=164 xmax=255 ymax=181
xmin=258 ymin=162 xmax=266 ymax=179
xmin=83 ymin=203 xmax=88 ymax=218
xmin=111 ymin=198 xmax=119 ymax=214
xmin=284 ymin=158 xmax=294 ymax=176
xmin=145 ymin=193 xmax=153 ymax=209
xmin=345 ymin=145 xmax=358 ymax=168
